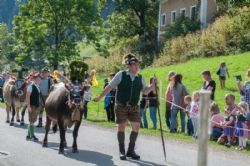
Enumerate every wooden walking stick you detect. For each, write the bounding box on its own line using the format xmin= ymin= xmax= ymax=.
xmin=154 ymin=74 xmax=167 ymax=163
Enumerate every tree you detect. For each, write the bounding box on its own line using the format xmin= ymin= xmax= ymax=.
xmin=164 ymin=16 xmax=200 ymax=40
xmin=14 ymin=0 xmax=101 ymax=69
xmin=216 ymin=0 xmax=250 ymax=13
xmin=102 ymin=0 xmax=159 ymax=54
xmin=0 ymin=23 xmax=19 ymax=70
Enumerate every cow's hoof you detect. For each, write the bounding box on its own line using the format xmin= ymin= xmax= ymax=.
xmin=10 ymin=122 xmax=14 ymax=126
xmin=52 ymin=125 xmax=58 ymax=133
xmin=72 ymin=148 xmax=79 ymax=153
xmin=20 ymin=122 xmax=25 ymax=126
xmin=17 ymin=119 xmax=20 ymax=123
xmin=6 ymin=120 xmax=10 ymax=123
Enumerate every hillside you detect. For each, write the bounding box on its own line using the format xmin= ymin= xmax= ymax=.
xmin=87 ymin=52 xmax=250 ymax=126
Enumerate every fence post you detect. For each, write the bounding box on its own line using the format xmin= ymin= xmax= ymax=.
xmin=197 ymin=90 xmax=211 ymax=166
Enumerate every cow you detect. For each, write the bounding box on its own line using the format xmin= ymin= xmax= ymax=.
xmin=3 ymin=78 xmax=28 ymax=126
xmin=42 ymin=82 xmax=84 ymax=154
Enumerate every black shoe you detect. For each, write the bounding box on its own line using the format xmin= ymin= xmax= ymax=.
xmin=20 ymin=120 xmax=25 ymax=126
xmin=119 ymin=143 xmax=127 ymax=160
xmin=26 ymin=136 xmax=31 ymax=140
xmin=32 ymin=136 xmax=39 ymax=141
xmin=126 ymin=143 xmax=140 ymax=160
xmin=36 ymin=123 xmax=43 ymax=128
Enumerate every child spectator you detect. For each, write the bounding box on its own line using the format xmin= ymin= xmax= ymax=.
xmin=218 ymin=94 xmax=237 ymax=147
xmin=139 ymin=94 xmax=148 ymax=129
xmin=148 ymin=77 xmax=159 ymax=130
xmin=210 ymin=102 xmax=224 ymax=141
xmin=83 ymin=84 xmax=92 ymax=119
xmin=190 ymin=91 xmax=200 ymax=139
xmin=217 ymin=62 xmax=230 ymax=89
xmin=184 ymin=96 xmax=193 ymax=136
xmin=202 ymin=70 xmax=216 ymax=101
xmin=234 ymin=102 xmax=249 ymax=150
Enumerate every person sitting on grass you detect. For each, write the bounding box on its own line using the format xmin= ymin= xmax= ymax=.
xmin=26 ymin=73 xmax=41 ymax=141
xmin=234 ymin=102 xmax=249 ymax=151
xmin=190 ymin=91 xmax=200 ymax=139
xmin=216 ymin=62 xmax=230 ymax=89
xmin=218 ymin=94 xmax=237 ymax=147
xmin=210 ymin=102 xmax=224 ymax=141
xmin=184 ymin=95 xmax=193 ymax=136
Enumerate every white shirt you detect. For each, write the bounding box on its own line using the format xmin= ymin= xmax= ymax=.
xmin=84 ymin=90 xmax=92 ymax=102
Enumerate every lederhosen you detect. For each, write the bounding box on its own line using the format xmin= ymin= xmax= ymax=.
xmin=115 ymin=71 xmax=143 ymax=124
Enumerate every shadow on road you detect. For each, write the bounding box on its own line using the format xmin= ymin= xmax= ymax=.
xmin=66 ymin=149 xmax=114 ymax=166
xmin=9 ymin=122 xmax=73 ymax=134
xmin=127 ymin=159 xmax=178 ymax=166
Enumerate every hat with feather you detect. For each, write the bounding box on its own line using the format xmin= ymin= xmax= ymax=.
xmin=122 ymin=53 xmax=141 ymax=65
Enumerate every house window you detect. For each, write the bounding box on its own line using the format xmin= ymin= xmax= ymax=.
xmin=171 ymin=11 xmax=177 ymax=23
xmin=190 ymin=5 xmax=196 ymax=20
xmin=180 ymin=8 xmax=186 ymax=17
xmin=161 ymin=14 xmax=166 ymax=26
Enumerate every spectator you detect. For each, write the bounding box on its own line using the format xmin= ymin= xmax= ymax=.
xmin=148 ymin=77 xmax=159 ymax=130
xmin=202 ymin=70 xmax=216 ymax=101
xmin=237 ymin=69 xmax=250 ymax=108
xmin=234 ymin=102 xmax=249 ymax=150
xmin=165 ymin=71 xmax=176 ymax=130
xmin=216 ymin=62 xmax=230 ymax=89
xmin=218 ymin=94 xmax=237 ymax=147
xmin=0 ymin=73 xmax=6 ymax=102
xmin=83 ymin=84 xmax=92 ymax=119
xmin=210 ymin=102 xmax=224 ymax=141
xmin=190 ymin=91 xmax=200 ymax=139
xmin=184 ymin=96 xmax=193 ymax=136
xmin=170 ymin=74 xmax=189 ymax=133
xmin=247 ymin=111 xmax=250 ymax=141
xmin=139 ymin=94 xmax=148 ymax=129
xmin=109 ymin=73 xmax=116 ymax=122
xmin=104 ymin=78 xmax=115 ymax=122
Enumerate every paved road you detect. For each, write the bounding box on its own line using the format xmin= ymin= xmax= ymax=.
xmin=0 ymin=108 xmax=249 ymax=166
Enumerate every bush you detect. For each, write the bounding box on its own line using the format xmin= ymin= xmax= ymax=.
xmin=154 ymin=7 xmax=250 ymax=67
xmin=164 ymin=16 xmax=200 ymax=40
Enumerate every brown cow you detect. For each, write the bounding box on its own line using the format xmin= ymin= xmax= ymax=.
xmin=3 ymin=78 xmax=28 ymax=126
xmin=42 ymin=82 xmax=84 ymax=154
